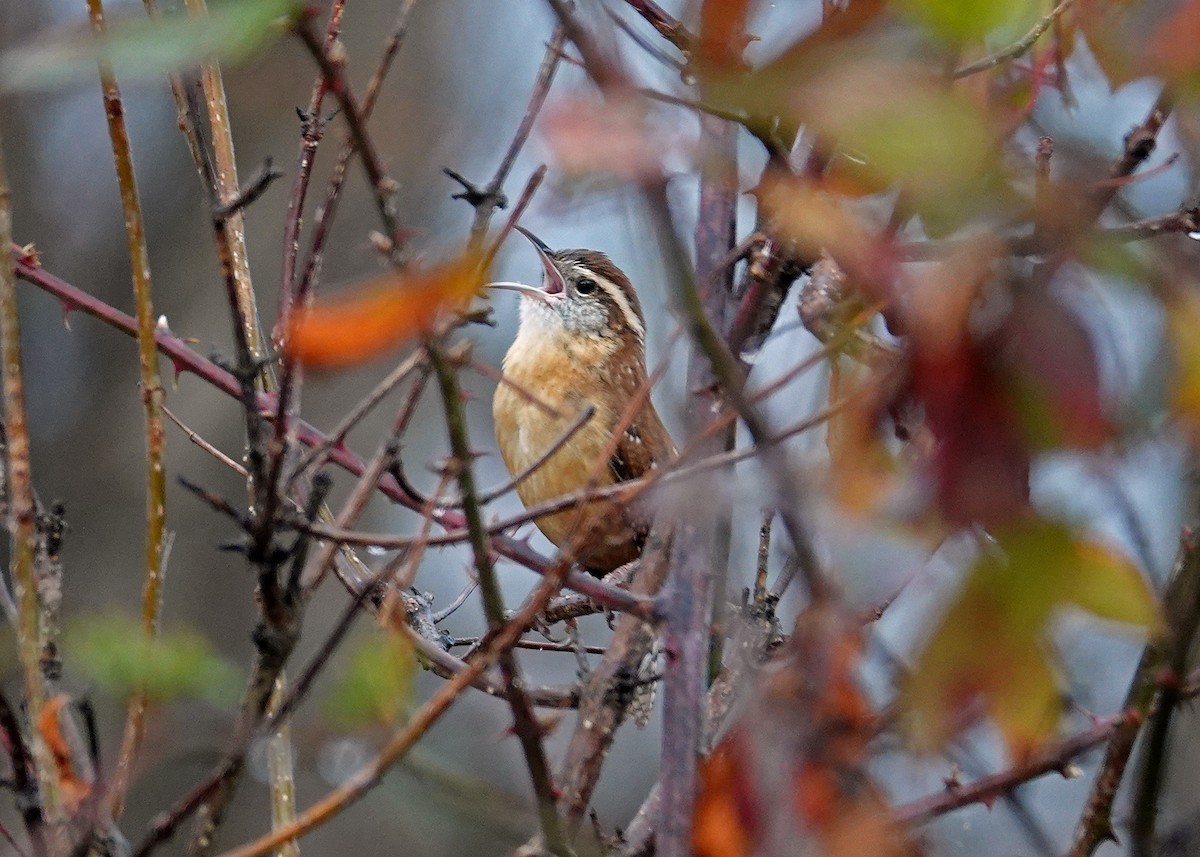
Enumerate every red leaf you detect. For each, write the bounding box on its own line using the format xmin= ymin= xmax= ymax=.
xmin=911 ymin=339 xmax=1032 ymax=529
xmin=1001 ymin=290 xmax=1110 ymax=450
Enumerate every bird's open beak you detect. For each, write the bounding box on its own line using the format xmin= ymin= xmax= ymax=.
xmin=483 ymin=226 xmax=566 ymax=305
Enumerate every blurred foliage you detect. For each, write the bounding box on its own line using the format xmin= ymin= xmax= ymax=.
xmin=0 ymin=0 xmax=301 ymax=93
xmin=65 ymin=614 xmax=238 ymax=706
xmin=898 ymin=0 xmax=1042 ymax=42
xmin=322 ymin=632 xmax=415 ymax=729
xmin=904 ymin=518 xmax=1161 ymax=759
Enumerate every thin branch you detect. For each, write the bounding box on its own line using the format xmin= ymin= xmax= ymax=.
xmin=163 ymin=405 xmax=248 ymax=478
xmin=480 ymin=165 xmax=548 ymax=273
xmin=0 ymin=131 xmax=61 ymax=829
xmin=897 ymin=711 xmax=1136 ymax=826
xmin=291 ymin=349 xmax=425 ymax=482
xmin=211 ymin=159 xmax=283 ymax=219
xmin=899 ymin=204 xmax=1200 ymax=261
xmin=86 ymin=0 xmax=168 ymax=817
xmin=474 ymin=405 xmax=595 ymax=505
xmin=450 ymin=637 xmax=606 ymax=655
xmin=431 ymin=583 xmax=477 ymax=623
xmin=608 ymin=8 xmax=685 ymax=72
xmin=1067 ymin=527 xmax=1200 ymax=857
xmin=294 ymin=0 xmax=419 ymax=305
xmin=427 ymin=339 xmax=570 ymax=855
xmin=212 ymin=562 xmax=575 ymax=857
xmin=183 ymin=0 xmax=264 ymax=359
xmin=279 ymin=0 xmax=348 ymax=319
xmin=138 ymin=1 xmax=216 ymax=191
xmin=952 ymin=0 xmax=1076 ymax=79
xmin=621 ymin=0 xmax=694 ymax=53
xmin=555 ymin=534 xmax=672 ymax=834
xmin=293 ymin=15 xmax=406 ymax=262
xmin=264 ymin=675 xmax=299 ymax=857
xmin=1129 ymin=526 xmax=1200 ymax=857
xmin=463 ymin=24 xmax=566 ymax=248
xmin=297 ymin=362 xmax=431 ymax=590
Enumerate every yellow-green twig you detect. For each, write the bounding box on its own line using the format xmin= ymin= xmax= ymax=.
xmin=0 ymin=129 xmax=61 ymax=827
xmin=85 ymin=0 xmax=168 ymax=820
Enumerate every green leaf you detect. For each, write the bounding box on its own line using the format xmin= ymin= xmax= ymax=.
xmin=0 ymin=0 xmax=302 ymax=93
xmin=66 ymin=614 xmax=238 ymax=706
xmin=904 ymin=518 xmax=1161 ymax=760
xmin=720 ymin=59 xmax=1004 ymax=228
xmin=897 ymin=0 xmax=1042 ymax=43
xmin=323 ymin=634 xmax=415 ymax=729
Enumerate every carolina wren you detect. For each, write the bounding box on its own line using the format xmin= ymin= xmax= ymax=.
xmin=489 ymin=228 xmax=675 ymax=574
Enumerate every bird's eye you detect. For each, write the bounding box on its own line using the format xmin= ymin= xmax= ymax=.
xmin=575 ymin=278 xmax=597 ymax=295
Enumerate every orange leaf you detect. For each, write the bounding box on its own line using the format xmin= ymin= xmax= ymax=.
xmin=1150 ymin=0 xmax=1200 ymax=77
xmin=38 ymin=695 xmax=90 ymax=814
xmin=288 ymin=257 xmax=482 ymax=369
xmin=698 ymin=0 xmax=752 ymax=67
xmin=694 ymin=731 xmax=757 ymax=857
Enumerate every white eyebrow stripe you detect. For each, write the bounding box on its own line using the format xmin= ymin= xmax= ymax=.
xmin=572 ymin=265 xmax=645 ymax=342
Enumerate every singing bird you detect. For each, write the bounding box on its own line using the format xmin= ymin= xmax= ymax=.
xmin=489 ymin=228 xmax=675 ymax=574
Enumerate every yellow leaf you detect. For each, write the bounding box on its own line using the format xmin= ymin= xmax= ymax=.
xmin=1168 ymin=292 xmax=1200 ymax=429
xmin=288 ymin=256 xmax=482 ymax=369
xmin=1070 ymin=541 xmax=1165 ymax=631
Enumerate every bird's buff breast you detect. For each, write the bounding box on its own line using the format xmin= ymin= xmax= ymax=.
xmin=493 ymin=332 xmax=638 ymax=568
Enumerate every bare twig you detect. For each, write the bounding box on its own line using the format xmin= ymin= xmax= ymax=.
xmin=898 ymin=711 xmax=1136 ymax=826
xmin=291 ymin=349 xmax=426 ymax=481
xmin=279 ymin=0 xmax=348 ymax=318
xmin=86 ymin=0 xmax=168 ymax=817
xmin=427 ymin=339 xmax=570 ymax=855
xmin=294 ymin=0 xmax=419 ymax=304
xmin=297 ymin=360 xmax=431 ymax=590
xmin=163 ymin=406 xmax=248 ymax=478
xmin=621 ymin=0 xmax=694 ymax=52
xmin=212 ymin=560 xmax=575 ymax=857
xmin=480 ymin=165 xmax=548 ymax=273
xmin=293 ymin=16 xmax=406 ymax=263
xmin=0 ymin=131 xmax=61 ymax=830
xmin=952 ymin=0 xmax=1076 ymax=79
xmin=1128 ymin=526 xmax=1200 ymax=857
xmin=211 ymin=159 xmax=283 ymax=219
xmin=264 ymin=675 xmax=299 ymax=857
xmin=183 ymin=0 xmax=266 ymax=358
xmin=555 ymin=534 xmax=671 ymax=834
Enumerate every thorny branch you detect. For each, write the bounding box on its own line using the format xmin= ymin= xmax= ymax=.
xmin=10 ymin=246 xmax=652 ymax=617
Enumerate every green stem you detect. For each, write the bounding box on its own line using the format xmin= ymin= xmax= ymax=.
xmin=0 ymin=130 xmax=61 ymax=827
xmin=427 ymin=340 xmax=572 ymax=857
xmin=266 ymin=674 xmax=300 ymax=857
